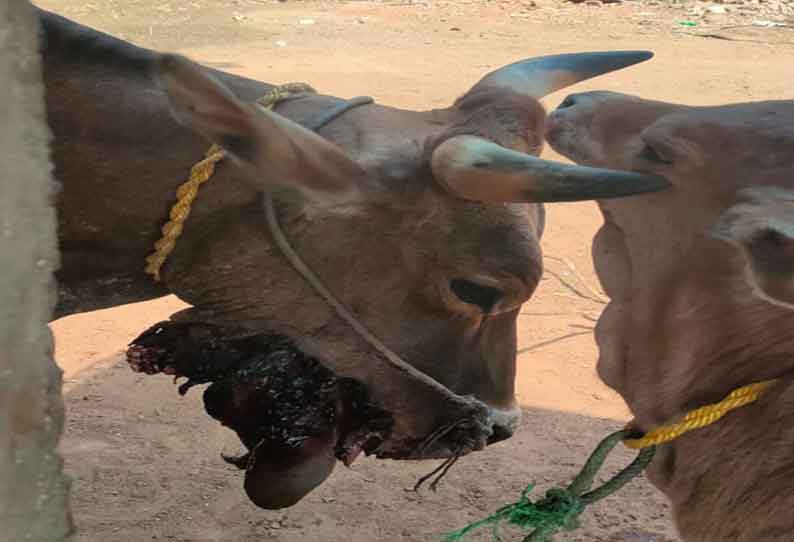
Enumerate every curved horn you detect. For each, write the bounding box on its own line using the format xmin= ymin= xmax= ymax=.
xmin=431 ymin=135 xmax=670 ymax=203
xmin=473 ymin=51 xmax=653 ymax=99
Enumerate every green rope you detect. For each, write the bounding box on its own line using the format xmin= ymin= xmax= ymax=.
xmin=445 ymin=430 xmax=656 ymax=542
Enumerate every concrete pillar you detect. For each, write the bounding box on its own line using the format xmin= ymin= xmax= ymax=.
xmin=0 ymin=1 xmax=73 ymax=540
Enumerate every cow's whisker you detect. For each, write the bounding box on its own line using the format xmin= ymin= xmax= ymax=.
xmin=416 ymin=421 xmax=460 ymax=457
xmin=413 ymin=453 xmax=461 ymax=492
xmin=428 ymin=453 xmax=461 ymax=492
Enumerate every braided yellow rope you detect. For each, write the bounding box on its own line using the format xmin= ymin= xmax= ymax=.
xmin=624 ymin=379 xmax=775 ymax=449
xmin=144 ymin=144 xmax=223 ymax=280
xmin=144 ymin=82 xmax=316 ymax=281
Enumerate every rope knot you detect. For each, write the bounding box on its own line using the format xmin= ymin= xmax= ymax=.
xmin=444 ymin=485 xmax=585 ymax=542
xmin=527 ymin=487 xmax=584 ymax=532
xmin=445 ymin=430 xmax=656 ymax=542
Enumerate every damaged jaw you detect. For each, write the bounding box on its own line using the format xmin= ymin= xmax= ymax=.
xmin=126 ymin=320 xmax=493 ymax=508
xmin=127 ymin=321 xmax=393 ymax=509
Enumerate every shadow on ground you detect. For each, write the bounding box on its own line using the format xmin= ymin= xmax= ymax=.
xmin=60 ymin=353 xmax=677 ymax=542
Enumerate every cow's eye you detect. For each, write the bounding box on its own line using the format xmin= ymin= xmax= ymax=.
xmin=450 ymin=279 xmax=502 ymax=313
xmin=640 ymin=143 xmax=673 ymax=165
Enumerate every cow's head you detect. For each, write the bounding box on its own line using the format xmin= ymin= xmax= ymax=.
xmin=152 ymin=54 xmax=666 ymax=505
xmin=547 ymin=92 xmax=794 ymax=536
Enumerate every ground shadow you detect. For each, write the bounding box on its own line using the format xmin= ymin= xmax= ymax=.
xmin=59 ymin=352 xmax=678 ymax=542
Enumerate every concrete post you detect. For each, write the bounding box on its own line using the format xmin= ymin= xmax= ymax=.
xmin=0 ymin=1 xmax=73 ymax=540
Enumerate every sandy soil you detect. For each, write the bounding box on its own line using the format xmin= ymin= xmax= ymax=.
xmin=38 ymin=1 xmax=793 ymax=540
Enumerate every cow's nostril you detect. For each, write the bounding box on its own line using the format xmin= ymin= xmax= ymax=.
xmin=557 ymin=95 xmax=577 ymax=110
xmin=487 ymin=424 xmax=514 ymax=445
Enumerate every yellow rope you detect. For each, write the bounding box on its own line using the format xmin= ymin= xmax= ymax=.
xmin=623 ymin=379 xmax=776 ymax=449
xmin=144 ymin=82 xmax=316 ymax=281
xmin=144 ymin=144 xmax=224 ymax=280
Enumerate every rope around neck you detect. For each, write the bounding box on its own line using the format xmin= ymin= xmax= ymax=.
xmin=448 ymin=378 xmax=777 ymax=541
xmin=624 ymin=379 xmax=773 ymax=449
xmin=146 ymin=83 xmax=466 ymax=401
xmin=143 ymin=142 xmax=224 ymax=280
xmin=144 ymin=83 xmax=315 ymax=281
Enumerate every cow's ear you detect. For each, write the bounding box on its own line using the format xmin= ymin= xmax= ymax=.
xmin=156 ymin=54 xmax=364 ymax=201
xmin=714 ymin=189 xmax=794 ymax=309
xmin=743 ymin=225 xmax=794 ymax=310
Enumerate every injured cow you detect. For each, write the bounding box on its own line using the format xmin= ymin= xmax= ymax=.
xmin=40 ymin=6 xmax=666 ymax=508
xmin=547 ymin=93 xmax=794 ymax=540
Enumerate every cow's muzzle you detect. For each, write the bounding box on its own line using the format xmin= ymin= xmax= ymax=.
xmin=487 ymin=407 xmax=522 ymax=444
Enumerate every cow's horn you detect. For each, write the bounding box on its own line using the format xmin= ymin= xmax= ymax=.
xmin=431 ymin=135 xmax=670 ymax=203
xmin=472 ymin=51 xmax=653 ymax=99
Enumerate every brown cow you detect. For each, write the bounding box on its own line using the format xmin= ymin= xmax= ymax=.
xmin=546 ymin=92 xmax=794 ymax=541
xmin=41 ymin=6 xmax=666 ymax=507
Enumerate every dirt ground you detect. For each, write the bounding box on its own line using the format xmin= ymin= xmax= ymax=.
xmin=38 ymin=0 xmax=793 ymax=541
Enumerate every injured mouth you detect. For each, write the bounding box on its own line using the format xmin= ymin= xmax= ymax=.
xmin=126 ymin=320 xmax=393 ymax=509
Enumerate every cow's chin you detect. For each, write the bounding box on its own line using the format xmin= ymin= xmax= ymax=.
xmin=125 ymin=320 xmax=394 ymax=510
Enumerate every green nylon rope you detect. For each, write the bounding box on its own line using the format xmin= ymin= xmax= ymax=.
xmin=445 ymin=430 xmax=657 ymax=542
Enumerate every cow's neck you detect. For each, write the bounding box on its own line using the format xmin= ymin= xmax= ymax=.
xmin=623 ymin=278 xmax=794 ymax=541
xmin=649 ymin=377 xmax=794 ymax=541
xmin=41 ymin=7 xmax=273 ymax=319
